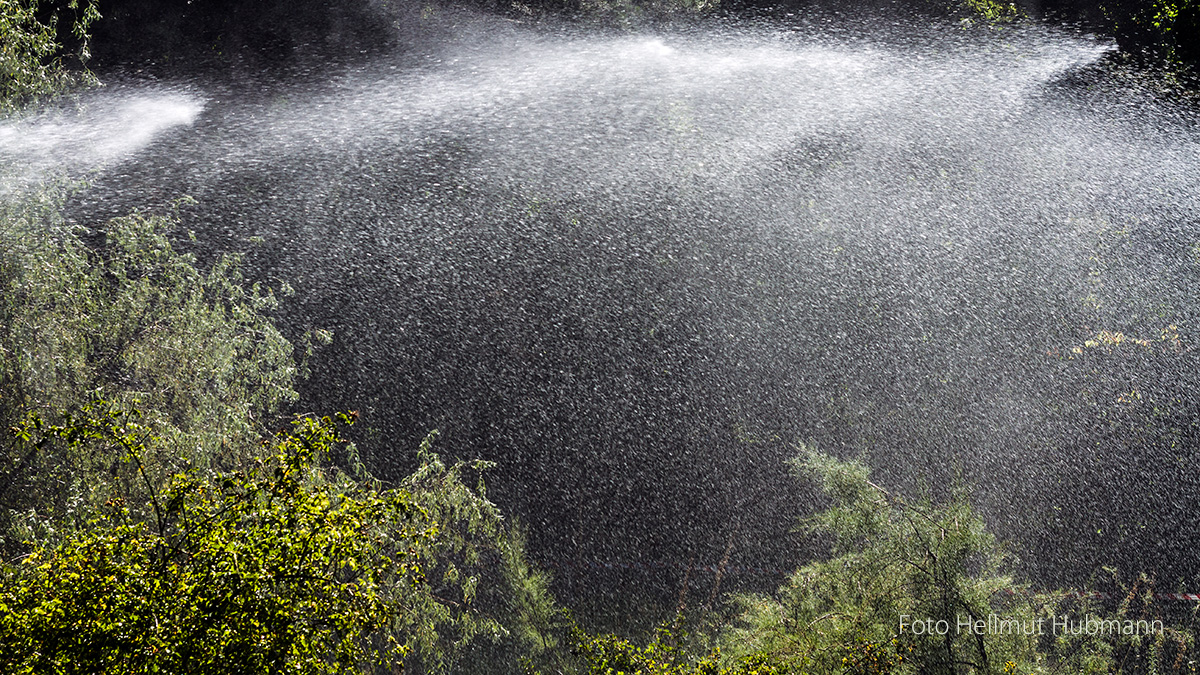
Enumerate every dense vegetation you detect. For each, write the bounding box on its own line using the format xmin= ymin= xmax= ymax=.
xmin=3 ymin=0 xmax=1200 ymax=673
xmin=0 ymin=185 xmax=566 ymax=672
xmin=0 ymin=0 xmax=98 ymax=112
xmin=558 ymin=450 xmax=1200 ymax=675
xmin=0 ymin=410 xmax=555 ymax=673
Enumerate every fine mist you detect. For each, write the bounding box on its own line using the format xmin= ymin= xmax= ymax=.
xmin=15 ymin=4 xmax=1200 ymax=612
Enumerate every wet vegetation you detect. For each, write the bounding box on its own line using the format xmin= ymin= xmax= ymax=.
xmin=3 ymin=0 xmax=1200 ymax=672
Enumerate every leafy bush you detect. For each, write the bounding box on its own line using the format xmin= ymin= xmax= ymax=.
xmin=566 ymin=618 xmax=790 ymax=675
xmin=0 ymin=0 xmax=99 ymax=114
xmin=720 ymin=447 xmax=1091 ymax=675
xmin=559 ymin=446 xmax=1200 ymax=675
xmin=0 ymin=193 xmax=300 ymax=547
xmin=1 ymin=409 xmax=418 ymax=674
xmin=0 ymin=408 xmax=562 ymax=674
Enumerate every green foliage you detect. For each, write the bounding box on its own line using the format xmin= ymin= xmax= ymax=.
xmin=0 ymin=0 xmax=100 ymax=114
xmin=1056 ymin=571 xmax=1200 ymax=675
xmin=0 ymin=410 xmax=420 ymax=673
xmin=571 ymin=622 xmax=706 ymax=675
xmin=955 ymin=0 xmax=1022 ymax=23
xmin=0 ymin=191 xmax=299 ymax=545
xmin=395 ymin=431 xmax=567 ymax=674
xmin=0 ymin=408 xmax=564 ymax=674
xmin=720 ymin=447 xmax=1057 ymax=675
xmin=0 ymin=171 xmax=562 ymax=675
xmin=562 ymin=448 xmax=1199 ymax=675
xmin=568 ymin=618 xmax=790 ymax=675
xmin=1102 ymin=0 xmax=1200 ymax=64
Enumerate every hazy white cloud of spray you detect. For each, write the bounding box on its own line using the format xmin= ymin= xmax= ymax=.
xmin=0 ymin=91 xmax=204 ymax=193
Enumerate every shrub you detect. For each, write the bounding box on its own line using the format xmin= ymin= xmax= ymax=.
xmin=0 ymin=194 xmax=299 ymax=547
xmin=0 ymin=0 xmax=99 ymax=114
xmin=0 ymin=408 xmax=562 ymax=674
xmin=721 ymin=447 xmax=1060 ymax=675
